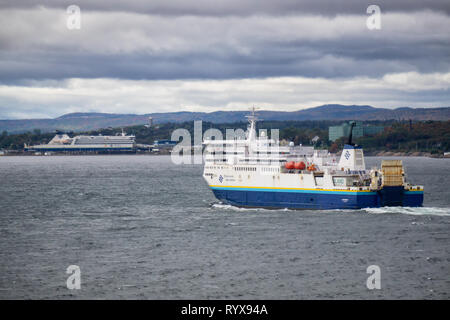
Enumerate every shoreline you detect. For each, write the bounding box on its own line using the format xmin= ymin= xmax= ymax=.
xmin=1 ymin=151 xmax=449 ymax=158
xmin=364 ymin=151 xmax=450 ymax=158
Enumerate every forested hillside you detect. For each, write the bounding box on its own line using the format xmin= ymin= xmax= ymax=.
xmin=1 ymin=120 xmax=449 ymax=155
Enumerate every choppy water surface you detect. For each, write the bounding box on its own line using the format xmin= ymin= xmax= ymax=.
xmin=0 ymin=155 xmax=449 ymax=299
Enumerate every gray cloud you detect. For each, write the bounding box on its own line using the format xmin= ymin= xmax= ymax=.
xmin=0 ymin=8 xmax=449 ymax=83
xmin=2 ymin=0 xmax=450 ymax=16
xmin=0 ymin=1 xmax=449 ymax=117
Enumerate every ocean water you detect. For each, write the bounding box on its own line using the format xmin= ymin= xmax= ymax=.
xmin=0 ymin=155 xmax=448 ymax=299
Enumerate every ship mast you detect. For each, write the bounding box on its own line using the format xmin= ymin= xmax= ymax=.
xmin=246 ymin=106 xmax=258 ymax=142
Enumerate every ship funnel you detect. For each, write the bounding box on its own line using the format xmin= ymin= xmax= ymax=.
xmin=338 ymin=144 xmax=365 ymax=171
xmin=347 ymin=121 xmax=356 ymax=146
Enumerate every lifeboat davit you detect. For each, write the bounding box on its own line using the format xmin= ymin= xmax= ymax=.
xmin=294 ymin=161 xmax=306 ymax=170
xmin=285 ymin=161 xmax=295 ymax=169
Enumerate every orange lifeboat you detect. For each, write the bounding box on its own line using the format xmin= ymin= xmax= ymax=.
xmin=294 ymin=161 xmax=306 ymax=170
xmin=285 ymin=161 xmax=295 ymax=170
xmin=307 ymin=163 xmax=316 ymax=171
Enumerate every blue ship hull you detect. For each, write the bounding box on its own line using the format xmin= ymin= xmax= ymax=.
xmin=211 ymin=186 xmax=423 ymax=209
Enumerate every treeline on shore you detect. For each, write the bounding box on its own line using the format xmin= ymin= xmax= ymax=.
xmin=1 ymin=120 xmax=449 ymax=155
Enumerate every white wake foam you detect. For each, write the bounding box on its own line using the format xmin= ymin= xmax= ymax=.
xmin=211 ymin=203 xmax=450 ymax=216
xmin=364 ymin=206 xmax=450 ymax=217
xmin=210 ymin=203 xmax=289 ymax=212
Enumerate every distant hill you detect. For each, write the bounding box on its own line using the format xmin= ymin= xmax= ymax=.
xmin=1 ymin=104 xmax=449 ymax=133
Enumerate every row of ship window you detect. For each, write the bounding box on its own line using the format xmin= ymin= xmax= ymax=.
xmin=205 ymin=165 xmax=278 ymax=172
xmin=208 ymin=151 xmax=285 ymax=154
xmin=239 ymin=159 xmax=284 ymax=163
xmin=261 ymin=167 xmax=280 ymax=173
xmin=205 ymin=165 xmax=279 ymax=172
xmin=234 ymin=167 xmax=257 ymax=172
xmin=205 ymin=159 xmax=285 ymax=165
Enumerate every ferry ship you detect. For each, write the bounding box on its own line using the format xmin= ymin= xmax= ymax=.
xmin=202 ymin=110 xmax=424 ymax=209
xmin=25 ymin=130 xmax=136 ymax=153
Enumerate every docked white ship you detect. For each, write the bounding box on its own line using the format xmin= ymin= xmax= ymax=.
xmin=202 ymin=110 xmax=423 ymax=209
xmin=25 ymin=130 xmax=136 ymax=153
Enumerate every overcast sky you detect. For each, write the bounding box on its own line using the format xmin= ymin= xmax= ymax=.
xmin=0 ymin=0 xmax=449 ymax=119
